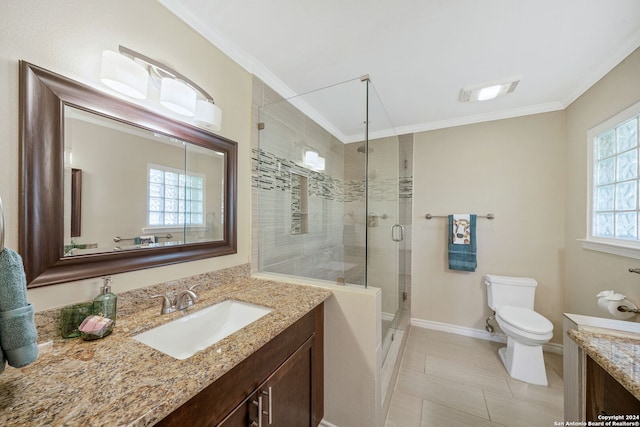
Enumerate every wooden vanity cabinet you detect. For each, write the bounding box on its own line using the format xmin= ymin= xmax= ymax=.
xmin=586 ymin=355 xmax=640 ymax=420
xmin=219 ymin=337 xmax=313 ymax=426
xmin=157 ymin=304 xmax=324 ymax=427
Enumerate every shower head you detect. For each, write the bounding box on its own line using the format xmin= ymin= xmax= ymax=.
xmin=357 ymin=145 xmax=373 ymax=154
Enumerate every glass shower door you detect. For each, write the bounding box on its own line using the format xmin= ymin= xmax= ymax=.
xmin=364 ymin=79 xmax=406 ymax=363
xmin=254 ymin=76 xmax=407 ymax=364
xmin=256 ymin=78 xmax=366 ymax=285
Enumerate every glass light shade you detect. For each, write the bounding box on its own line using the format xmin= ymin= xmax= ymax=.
xmin=304 ymin=150 xmax=319 ymax=167
xmin=194 ymin=99 xmax=222 ymax=130
xmin=303 ymin=151 xmax=325 ymax=170
xmin=100 ymin=50 xmax=148 ymax=99
xmin=160 ymin=78 xmax=197 ymax=116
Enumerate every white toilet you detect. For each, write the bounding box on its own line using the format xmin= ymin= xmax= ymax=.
xmin=485 ymin=274 xmax=553 ymax=386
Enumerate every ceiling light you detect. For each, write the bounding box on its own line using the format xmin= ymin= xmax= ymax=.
xmin=100 ymin=45 xmax=222 ymax=129
xmin=100 ymin=50 xmax=148 ymax=99
xmin=477 ymin=85 xmax=502 ymax=101
xmin=304 ymin=150 xmax=319 ymax=166
xmin=459 ymin=77 xmax=521 ymax=102
xmin=160 ymin=78 xmax=196 ymax=116
xmin=303 ymin=150 xmax=325 ymax=171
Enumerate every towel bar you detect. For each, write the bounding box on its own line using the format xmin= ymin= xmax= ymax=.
xmin=425 ymin=213 xmax=495 ymax=220
xmin=0 ymin=195 xmax=4 ymax=251
xmin=113 ymin=234 xmax=173 ymax=243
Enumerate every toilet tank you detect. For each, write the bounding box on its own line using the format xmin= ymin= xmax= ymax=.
xmin=485 ymin=274 xmax=537 ymax=311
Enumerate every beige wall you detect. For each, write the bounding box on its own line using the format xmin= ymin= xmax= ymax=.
xmin=412 ymin=111 xmax=567 ymax=343
xmin=0 ymin=0 xmax=252 ymax=311
xmin=564 ymin=47 xmax=640 ymax=317
xmin=2 ymin=0 xmax=639 ymax=339
xmin=411 ymin=47 xmax=640 ymax=342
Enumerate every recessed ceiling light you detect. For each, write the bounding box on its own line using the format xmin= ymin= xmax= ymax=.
xmin=477 ymin=85 xmax=502 ymax=101
xmin=459 ymin=77 xmax=521 ymax=102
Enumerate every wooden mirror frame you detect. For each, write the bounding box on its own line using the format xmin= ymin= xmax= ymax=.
xmin=19 ymin=61 xmax=237 ymax=288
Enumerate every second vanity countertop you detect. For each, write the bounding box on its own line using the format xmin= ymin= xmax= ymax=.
xmin=0 ymin=278 xmax=332 ymax=427
xmin=568 ymin=327 xmax=640 ymax=401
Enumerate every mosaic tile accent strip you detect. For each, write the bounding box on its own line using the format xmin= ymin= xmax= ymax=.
xmin=252 ymin=148 xmax=345 ymax=201
xmin=400 ymin=177 xmax=413 ymax=199
xmin=344 ymin=180 xmax=365 ymax=203
xmin=252 ymin=147 xmax=413 ymax=202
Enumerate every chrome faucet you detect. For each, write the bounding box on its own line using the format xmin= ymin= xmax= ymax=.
xmin=151 ymin=285 xmax=200 ymax=315
xmin=151 ymin=292 xmax=177 ymax=315
xmin=176 ymin=288 xmax=199 ymax=310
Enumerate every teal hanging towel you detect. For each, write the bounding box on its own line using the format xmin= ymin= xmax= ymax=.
xmin=448 ymin=214 xmax=477 ymax=272
xmin=0 ymin=247 xmax=39 ymax=370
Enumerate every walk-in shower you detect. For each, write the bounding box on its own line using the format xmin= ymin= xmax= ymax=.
xmin=251 ymin=75 xmax=412 ymax=370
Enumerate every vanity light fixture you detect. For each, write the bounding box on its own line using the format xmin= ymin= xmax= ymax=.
xmin=194 ymin=99 xmax=223 ymax=130
xmin=159 ymin=77 xmax=196 ymax=116
xmin=100 ymin=45 xmax=222 ymax=130
xmin=303 ymin=150 xmax=325 ymax=171
xmin=459 ymin=77 xmax=521 ymax=102
xmin=100 ymin=50 xmax=148 ymax=99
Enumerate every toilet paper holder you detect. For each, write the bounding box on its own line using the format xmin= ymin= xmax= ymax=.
xmin=617 ymin=305 xmax=640 ymax=314
xmin=596 ymin=290 xmax=639 ymax=319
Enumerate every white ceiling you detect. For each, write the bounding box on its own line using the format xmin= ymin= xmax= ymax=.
xmin=159 ymin=0 xmax=640 ymax=142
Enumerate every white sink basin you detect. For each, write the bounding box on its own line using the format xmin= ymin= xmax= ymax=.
xmin=133 ymin=300 xmax=272 ymax=360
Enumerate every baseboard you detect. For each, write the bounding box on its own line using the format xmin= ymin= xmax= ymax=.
xmin=382 ymin=311 xmax=394 ymax=322
xmin=410 ymin=317 xmax=563 ymax=355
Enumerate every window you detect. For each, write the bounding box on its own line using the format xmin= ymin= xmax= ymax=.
xmin=585 ymin=101 xmax=640 ymax=257
xmin=148 ymin=165 xmax=205 ymax=227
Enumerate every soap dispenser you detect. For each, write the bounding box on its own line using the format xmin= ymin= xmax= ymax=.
xmin=93 ymin=277 xmax=117 ymax=326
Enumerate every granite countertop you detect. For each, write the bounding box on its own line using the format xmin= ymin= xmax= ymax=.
xmin=0 ymin=278 xmax=332 ymax=426
xmin=568 ymin=328 xmax=640 ymax=400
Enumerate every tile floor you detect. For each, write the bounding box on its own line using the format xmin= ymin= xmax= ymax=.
xmin=385 ymin=327 xmax=564 ymax=427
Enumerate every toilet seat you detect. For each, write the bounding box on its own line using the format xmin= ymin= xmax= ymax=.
xmin=497 ymin=306 xmax=553 ymax=335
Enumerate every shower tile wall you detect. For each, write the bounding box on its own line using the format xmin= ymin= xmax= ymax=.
xmin=251 ymin=77 xmax=347 ymax=281
xmin=251 ymin=77 xmax=413 ymax=289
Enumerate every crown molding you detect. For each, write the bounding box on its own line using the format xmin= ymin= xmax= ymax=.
xmin=341 ymin=101 xmax=566 ymax=142
xmin=159 ymin=0 xmax=640 ymax=143
xmin=561 ymin=29 xmax=640 ymax=108
xmin=395 ymin=101 xmax=566 ymax=137
xmin=158 ymin=0 xmax=348 ymax=143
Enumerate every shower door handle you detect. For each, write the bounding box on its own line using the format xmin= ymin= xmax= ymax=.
xmin=391 ymin=224 xmax=404 ymax=242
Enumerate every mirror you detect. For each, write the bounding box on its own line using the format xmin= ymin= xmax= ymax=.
xmin=63 ymin=107 xmax=226 ymax=255
xmin=20 ymin=61 xmax=237 ymax=288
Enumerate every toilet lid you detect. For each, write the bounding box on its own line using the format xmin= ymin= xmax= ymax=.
xmin=497 ymin=306 xmax=553 ymax=335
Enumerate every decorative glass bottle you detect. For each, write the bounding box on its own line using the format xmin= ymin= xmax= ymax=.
xmin=93 ymin=277 xmax=117 ymax=326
